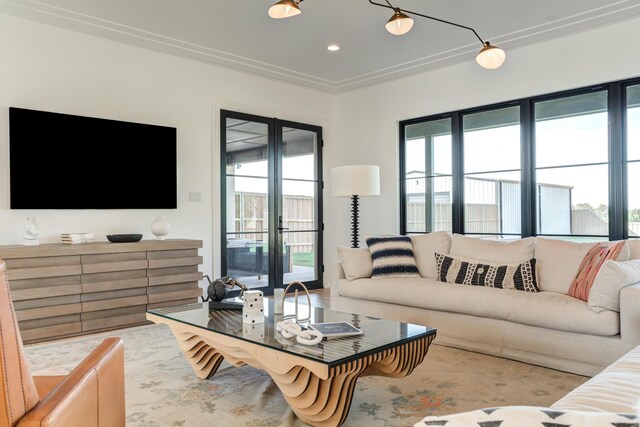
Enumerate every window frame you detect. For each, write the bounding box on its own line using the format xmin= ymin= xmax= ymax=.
xmin=399 ymin=76 xmax=640 ymax=241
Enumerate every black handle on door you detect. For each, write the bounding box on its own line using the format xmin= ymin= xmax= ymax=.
xmin=277 ymin=215 xmax=289 ymax=233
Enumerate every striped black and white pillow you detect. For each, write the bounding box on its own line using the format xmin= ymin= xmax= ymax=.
xmin=365 ymin=236 xmax=420 ymax=279
xmin=435 ymin=253 xmax=540 ymax=292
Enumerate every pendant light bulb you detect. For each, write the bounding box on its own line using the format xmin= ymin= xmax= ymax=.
xmin=385 ymin=10 xmax=414 ymax=36
xmin=268 ymin=0 xmax=302 ymax=19
xmin=476 ymin=42 xmax=506 ymax=69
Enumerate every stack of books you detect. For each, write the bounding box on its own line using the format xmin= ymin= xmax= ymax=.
xmin=61 ymin=233 xmax=95 ymax=244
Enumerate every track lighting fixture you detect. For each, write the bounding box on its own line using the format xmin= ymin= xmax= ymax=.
xmin=385 ymin=9 xmax=414 ymax=36
xmin=268 ymin=0 xmax=302 ymax=19
xmin=267 ymin=0 xmax=505 ymax=69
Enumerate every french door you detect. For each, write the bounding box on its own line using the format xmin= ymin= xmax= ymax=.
xmin=220 ymin=110 xmax=323 ymax=295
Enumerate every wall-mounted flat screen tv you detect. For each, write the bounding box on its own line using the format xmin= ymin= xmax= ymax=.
xmin=9 ymin=107 xmax=177 ymax=209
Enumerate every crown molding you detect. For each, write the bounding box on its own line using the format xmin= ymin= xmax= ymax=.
xmin=2 ymin=0 xmax=640 ymax=93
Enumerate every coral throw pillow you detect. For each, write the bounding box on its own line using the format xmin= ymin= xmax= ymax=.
xmin=568 ymin=241 xmax=626 ymax=301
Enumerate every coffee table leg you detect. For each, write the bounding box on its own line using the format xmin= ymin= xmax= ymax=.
xmin=174 ymin=331 xmax=226 ymax=379
xmin=268 ymin=335 xmax=435 ymax=427
xmin=150 ymin=315 xmax=435 ymax=427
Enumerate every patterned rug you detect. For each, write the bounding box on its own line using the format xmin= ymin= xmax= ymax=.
xmin=24 ymin=324 xmax=588 ymax=427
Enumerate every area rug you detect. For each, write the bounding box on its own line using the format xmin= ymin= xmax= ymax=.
xmin=24 ymin=324 xmax=588 ymax=427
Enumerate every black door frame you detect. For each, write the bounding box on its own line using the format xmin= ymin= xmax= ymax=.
xmin=220 ymin=109 xmax=324 ymax=295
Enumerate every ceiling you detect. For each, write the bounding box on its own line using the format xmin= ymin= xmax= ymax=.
xmin=2 ymin=0 xmax=640 ymax=92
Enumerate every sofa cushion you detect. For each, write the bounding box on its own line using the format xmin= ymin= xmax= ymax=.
xmin=410 ymin=231 xmax=452 ymax=279
xmin=628 ymin=239 xmax=640 ymax=260
xmin=435 ymin=253 xmax=539 ymax=292
xmin=338 ymin=277 xmax=619 ymax=336
xmin=415 ymin=406 xmax=639 ymax=427
xmin=568 ymin=240 xmax=627 ymax=301
xmin=552 ymin=344 xmax=640 ymax=413
xmin=336 ymin=246 xmax=372 ymax=281
xmin=365 ymin=236 xmax=420 ymax=279
xmin=449 ymin=234 xmax=536 ymax=264
xmin=535 ymin=238 xmax=596 ymax=294
xmin=588 ymin=259 xmax=640 ymax=313
xmin=536 ymin=238 xmax=630 ymax=295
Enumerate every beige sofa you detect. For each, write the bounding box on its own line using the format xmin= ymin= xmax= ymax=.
xmin=415 ymin=343 xmax=640 ymax=426
xmin=329 ymin=232 xmax=640 ymax=376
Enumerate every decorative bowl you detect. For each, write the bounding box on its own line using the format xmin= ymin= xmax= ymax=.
xmin=106 ymin=234 xmax=143 ymax=243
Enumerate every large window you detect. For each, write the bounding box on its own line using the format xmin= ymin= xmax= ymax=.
xmin=535 ymin=91 xmax=609 ymax=238
xmin=463 ymin=106 xmax=521 ymax=238
xmin=400 ymin=77 xmax=640 ymax=241
xmin=402 ymin=118 xmax=452 ymax=233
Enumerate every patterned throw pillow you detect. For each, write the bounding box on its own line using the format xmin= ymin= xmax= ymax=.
xmin=435 ymin=253 xmax=539 ymax=292
xmin=365 ymin=236 xmax=420 ymax=279
xmin=415 ymin=406 xmax=639 ymax=427
xmin=568 ymin=240 xmax=627 ymax=301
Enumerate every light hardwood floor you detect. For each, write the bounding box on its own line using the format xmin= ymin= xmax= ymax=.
xmin=271 ymin=288 xmax=332 ymax=308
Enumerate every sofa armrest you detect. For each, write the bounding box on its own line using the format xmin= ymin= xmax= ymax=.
xmin=620 ymin=283 xmax=640 ymax=346
xmin=18 ymin=337 xmax=125 ymax=427
xmin=325 ymin=261 xmax=345 ymax=294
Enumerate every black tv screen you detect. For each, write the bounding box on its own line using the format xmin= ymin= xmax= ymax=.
xmin=9 ymin=107 xmax=177 ymax=209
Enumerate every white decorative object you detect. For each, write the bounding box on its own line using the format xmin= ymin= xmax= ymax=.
xmin=273 ymin=288 xmax=284 ymax=314
xmin=276 ymin=319 xmax=323 ymax=345
xmin=281 ymin=281 xmax=312 ymax=322
xmin=23 ymin=216 xmax=40 ymax=246
xmin=150 ymin=215 xmax=171 ymax=240
xmin=242 ymin=290 xmax=264 ymax=324
xmin=243 ymin=323 xmax=265 ymax=341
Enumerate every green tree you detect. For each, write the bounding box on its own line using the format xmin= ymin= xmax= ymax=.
xmin=630 ymin=209 xmax=640 ymax=222
xmin=574 ymin=203 xmax=594 ymax=212
xmin=595 ymin=204 xmax=608 ymax=220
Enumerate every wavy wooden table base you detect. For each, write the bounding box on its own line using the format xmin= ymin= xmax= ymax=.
xmin=147 ymin=313 xmax=435 ymax=427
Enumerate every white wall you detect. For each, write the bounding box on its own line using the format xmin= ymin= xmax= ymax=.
xmin=4 ymin=11 xmax=640 ymax=286
xmin=327 ymin=16 xmax=640 ymax=263
xmin=0 ymin=14 xmax=335 ymax=286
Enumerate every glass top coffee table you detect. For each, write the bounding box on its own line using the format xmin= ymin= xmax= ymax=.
xmin=147 ymin=299 xmax=436 ymax=427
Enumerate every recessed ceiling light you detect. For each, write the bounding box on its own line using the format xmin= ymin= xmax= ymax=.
xmin=327 ymin=44 xmax=340 ymax=52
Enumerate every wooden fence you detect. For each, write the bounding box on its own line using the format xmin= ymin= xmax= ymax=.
xmin=406 ymin=203 xmax=500 ymax=234
xmin=233 ymin=193 xmax=314 ymax=254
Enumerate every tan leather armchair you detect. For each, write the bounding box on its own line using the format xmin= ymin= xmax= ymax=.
xmin=0 ymin=259 xmax=126 ymax=427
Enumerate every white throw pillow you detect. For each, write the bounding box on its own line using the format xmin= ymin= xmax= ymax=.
xmin=535 ymin=238 xmax=595 ymax=294
xmin=449 ymin=234 xmax=536 ymax=264
xmin=410 ymin=231 xmax=452 ymax=278
xmin=336 ymin=246 xmax=372 ymax=281
xmin=588 ymin=259 xmax=640 ymax=313
xmin=628 ymin=239 xmax=640 ymax=260
xmin=415 ymin=405 xmax=639 ymax=427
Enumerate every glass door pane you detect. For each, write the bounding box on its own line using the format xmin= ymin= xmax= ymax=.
xmin=278 ymin=124 xmax=322 ymax=287
xmin=223 ymin=114 xmax=273 ymax=290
